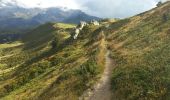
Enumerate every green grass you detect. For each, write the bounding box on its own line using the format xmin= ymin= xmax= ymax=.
xmin=0 ymin=22 xmax=105 ymax=99
xmin=107 ymin=2 xmax=170 ymax=100
xmin=53 ymin=23 xmax=76 ymax=29
xmin=0 ymin=42 xmax=23 ymax=49
xmin=2 ymin=2 xmax=170 ymax=99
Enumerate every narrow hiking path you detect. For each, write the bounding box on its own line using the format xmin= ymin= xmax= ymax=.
xmin=88 ymin=50 xmax=114 ymax=100
xmin=80 ymin=32 xmax=115 ymax=100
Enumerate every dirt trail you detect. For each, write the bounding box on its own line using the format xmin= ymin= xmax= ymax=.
xmin=80 ymin=48 xmax=115 ymax=100
xmin=89 ymin=50 xmax=114 ymax=100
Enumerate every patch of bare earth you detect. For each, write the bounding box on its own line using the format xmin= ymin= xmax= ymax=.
xmin=80 ymin=50 xmax=115 ymax=100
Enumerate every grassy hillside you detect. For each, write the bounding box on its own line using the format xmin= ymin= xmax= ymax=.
xmin=0 ymin=23 xmax=75 ymax=74
xmin=0 ymin=22 xmax=106 ymax=99
xmin=1 ymin=1 xmax=170 ymax=100
xmin=106 ymin=1 xmax=170 ymax=100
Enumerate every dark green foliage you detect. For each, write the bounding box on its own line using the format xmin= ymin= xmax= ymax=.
xmin=51 ymin=38 xmax=58 ymax=49
xmin=162 ymin=13 xmax=169 ymax=22
xmin=157 ymin=1 xmax=162 ymax=7
xmin=50 ymin=56 xmax=64 ymax=66
xmin=29 ymin=61 xmax=51 ymax=78
xmin=75 ymin=59 xmax=99 ymax=77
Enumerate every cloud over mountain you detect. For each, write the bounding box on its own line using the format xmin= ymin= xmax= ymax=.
xmin=0 ymin=0 xmax=166 ymax=18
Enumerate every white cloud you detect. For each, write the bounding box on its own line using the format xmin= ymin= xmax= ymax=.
xmin=12 ymin=0 xmax=80 ymax=9
xmin=79 ymin=0 xmax=160 ymax=18
xmin=1 ymin=0 xmax=166 ymax=18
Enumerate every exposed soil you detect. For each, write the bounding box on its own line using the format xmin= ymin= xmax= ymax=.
xmin=80 ymin=50 xmax=115 ymax=100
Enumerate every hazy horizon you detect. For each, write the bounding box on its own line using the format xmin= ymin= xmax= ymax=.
xmin=0 ymin=0 xmax=167 ymax=18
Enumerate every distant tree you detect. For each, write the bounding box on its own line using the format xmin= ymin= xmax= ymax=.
xmin=157 ymin=1 xmax=162 ymax=7
xmin=51 ymin=33 xmax=63 ymax=49
xmin=51 ymin=37 xmax=58 ymax=49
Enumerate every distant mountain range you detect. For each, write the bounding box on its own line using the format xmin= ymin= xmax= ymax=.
xmin=0 ymin=1 xmax=100 ymax=34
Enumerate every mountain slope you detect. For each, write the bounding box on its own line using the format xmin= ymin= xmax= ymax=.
xmin=1 ymin=1 xmax=170 ymax=100
xmin=106 ymin=1 xmax=170 ymax=99
xmin=0 ymin=22 xmax=106 ymax=99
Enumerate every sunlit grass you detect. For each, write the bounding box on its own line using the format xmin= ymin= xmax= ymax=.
xmin=0 ymin=42 xmax=23 ymax=49
xmin=108 ymin=3 xmax=170 ymax=99
xmin=53 ymin=23 xmax=76 ymax=29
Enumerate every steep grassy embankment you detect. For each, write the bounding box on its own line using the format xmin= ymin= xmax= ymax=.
xmin=0 ymin=22 xmax=106 ymax=100
xmin=2 ymin=1 xmax=170 ymax=100
xmin=107 ymin=2 xmax=170 ymax=100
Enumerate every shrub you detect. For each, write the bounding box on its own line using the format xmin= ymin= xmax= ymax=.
xmin=51 ymin=33 xmax=64 ymax=49
xmin=75 ymin=59 xmax=100 ymax=77
xmin=51 ymin=56 xmax=64 ymax=66
xmin=51 ymin=38 xmax=58 ymax=49
xmin=162 ymin=13 xmax=169 ymax=22
xmin=157 ymin=1 xmax=162 ymax=7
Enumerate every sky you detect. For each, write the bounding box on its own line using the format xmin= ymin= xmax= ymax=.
xmin=1 ymin=0 xmax=168 ymax=18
